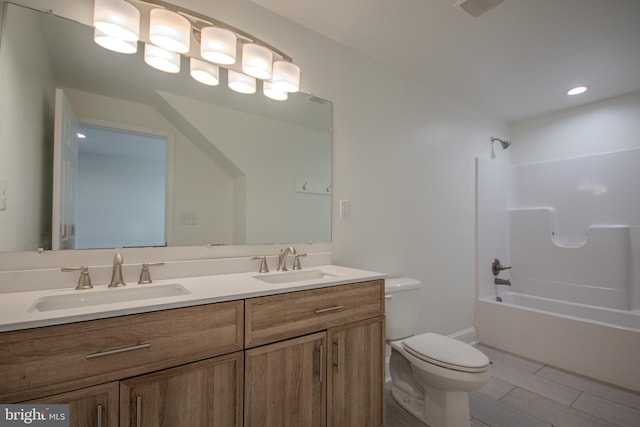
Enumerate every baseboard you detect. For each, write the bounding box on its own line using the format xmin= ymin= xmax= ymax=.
xmin=449 ymin=326 xmax=479 ymax=344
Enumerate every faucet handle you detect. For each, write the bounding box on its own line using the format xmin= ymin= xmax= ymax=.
xmin=138 ymin=262 xmax=165 ymax=284
xmin=292 ymin=253 xmax=307 ymax=270
xmin=252 ymin=256 xmax=269 ymax=273
xmin=492 ymin=258 xmax=512 ymax=276
xmin=62 ymin=266 xmax=93 ymax=290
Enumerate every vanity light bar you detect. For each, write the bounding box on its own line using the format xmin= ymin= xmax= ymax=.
xmin=92 ymin=0 xmax=300 ymax=100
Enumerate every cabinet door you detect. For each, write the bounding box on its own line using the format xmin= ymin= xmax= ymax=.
xmin=245 ymin=332 xmax=326 ymax=427
xmin=120 ymin=352 xmax=243 ymax=427
xmin=327 ymin=316 xmax=385 ymax=427
xmin=23 ymin=382 xmax=119 ymax=427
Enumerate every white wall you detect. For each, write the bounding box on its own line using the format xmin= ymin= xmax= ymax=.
xmin=0 ymin=0 xmax=509 ymax=337
xmin=510 ymin=90 xmax=640 ymax=165
xmin=0 ymin=4 xmax=55 ymax=251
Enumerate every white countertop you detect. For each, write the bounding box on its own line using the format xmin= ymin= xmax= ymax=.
xmin=0 ymin=264 xmax=386 ymax=333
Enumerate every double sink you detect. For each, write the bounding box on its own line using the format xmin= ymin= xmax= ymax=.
xmin=29 ymin=269 xmax=339 ymax=313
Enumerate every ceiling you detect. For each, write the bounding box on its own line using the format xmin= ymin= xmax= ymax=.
xmin=251 ymin=0 xmax=640 ymax=123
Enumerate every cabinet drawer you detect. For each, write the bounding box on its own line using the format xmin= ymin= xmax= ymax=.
xmin=245 ymin=280 xmax=384 ymax=347
xmin=0 ymin=300 xmax=243 ymax=402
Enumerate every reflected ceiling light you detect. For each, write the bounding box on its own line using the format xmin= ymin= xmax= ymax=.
xmin=144 ymin=43 xmax=180 ymax=73
xmin=271 ymin=61 xmax=300 ymax=93
xmin=242 ymin=43 xmax=273 ymax=79
xmin=228 ymin=70 xmax=256 ymax=94
xmin=190 ymin=58 xmax=219 ymax=86
xmin=263 ymin=81 xmax=288 ymax=101
xmin=94 ymin=28 xmax=137 ymax=54
xmin=149 ymin=8 xmax=190 ymax=53
xmin=201 ymin=27 xmax=237 ymax=65
xmin=566 ymin=85 xmax=588 ymax=96
xmin=93 ymin=0 xmax=140 ymax=42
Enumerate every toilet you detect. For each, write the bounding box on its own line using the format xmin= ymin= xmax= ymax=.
xmin=386 ymin=278 xmax=490 ymax=427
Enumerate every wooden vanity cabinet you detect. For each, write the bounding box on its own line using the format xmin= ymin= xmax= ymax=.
xmin=327 ymin=316 xmax=385 ymax=427
xmin=2 ymin=299 xmax=244 ymax=427
xmin=24 ymin=382 xmax=119 ymax=427
xmin=120 ymin=352 xmax=243 ymax=427
xmin=244 ymin=332 xmax=327 ymax=427
xmin=3 ymin=278 xmax=385 ymax=427
xmin=244 ymin=280 xmax=385 ymax=427
xmin=0 ymin=300 xmax=244 ymax=403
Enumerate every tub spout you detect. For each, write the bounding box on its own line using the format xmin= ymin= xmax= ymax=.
xmin=494 ymin=278 xmax=511 ymax=286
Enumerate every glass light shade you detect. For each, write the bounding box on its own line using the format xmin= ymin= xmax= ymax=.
xmin=242 ymin=44 xmax=273 ymax=80
xmin=93 ymin=0 xmax=140 ymax=42
xmin=228 ymin=70 xmax=256 ymax=94
xmin=201 ymin=27 xmax=237 ymax=65
xmin=272 ymin=61 xmax=300 ymax=92
xmin=190 ymin=58 xmax=220 ymax=86
xmin=263 ymin=81 xmax=288 ymax=101
xmin=149 ymin=9 xmax=190 ymax=53
xmin=94 ymin=28 xmax=137 ymax=54
xmin=144 ymin=44 xmax=180 ymax=73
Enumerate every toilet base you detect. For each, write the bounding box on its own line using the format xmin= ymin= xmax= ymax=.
xmin=391 ymin=382 xmax=471 ymax=427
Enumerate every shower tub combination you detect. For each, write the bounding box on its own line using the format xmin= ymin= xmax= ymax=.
xmin=476 ymin=150 xmax=640 ymax=393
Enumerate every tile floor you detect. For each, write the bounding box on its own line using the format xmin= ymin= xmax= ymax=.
xmin=386 ymin=344 xmax=640 ymax=427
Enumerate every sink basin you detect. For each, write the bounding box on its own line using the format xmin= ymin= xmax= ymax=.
xmin=254 ymin=269 xmax=338 ymax=284
xmin=30 ymin=284 xmax=190 ymax=312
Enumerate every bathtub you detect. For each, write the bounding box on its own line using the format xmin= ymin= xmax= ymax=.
xmin=476 ymin=292 xmax=640 ymax=392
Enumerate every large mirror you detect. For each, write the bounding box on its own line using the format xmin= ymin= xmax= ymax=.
xmin=0 ymin=2 xmax=332 ymax=252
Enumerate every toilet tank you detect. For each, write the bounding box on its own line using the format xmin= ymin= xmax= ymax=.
xmin=385 ymin=277 xmax=422 ymax=340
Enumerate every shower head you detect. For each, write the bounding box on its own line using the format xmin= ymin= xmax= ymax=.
xmin=491 ymin=137 xmax=511 ymax=150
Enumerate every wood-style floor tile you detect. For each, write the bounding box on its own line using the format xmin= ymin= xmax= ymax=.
xmin=536 ymin=365 xmax=640 ymax=411
xmin=572 ymin=392 xmax=640 ymax=427
xmin=469 ymin=391 xmax=551 ymax=427
xmin=501 ymin=387 xmax=618 ymax=427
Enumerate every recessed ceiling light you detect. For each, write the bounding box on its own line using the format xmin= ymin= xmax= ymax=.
xmin=566 ymin=86 xmax=589 ymax=96
xmin=76 ymin=132 xmax=87 ymax=139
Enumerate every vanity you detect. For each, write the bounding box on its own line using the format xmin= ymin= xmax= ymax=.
xmin=0 ymin=260 xmax=386 ymax=427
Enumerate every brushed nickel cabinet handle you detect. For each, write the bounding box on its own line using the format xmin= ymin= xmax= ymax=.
xmin=136 ymin=396 xmax=142 ymax=427
xmin=314 ymin=305 xmax=344 ymax=314
xmin=86 ymin=343 xmax=150 ymax=359
xmin=319 ymin=343 xmax=324 ymax=383
xmin=333 ymin=338 xmax=340 ymax=372
xmin=97 ymin=404 xmax=103 ymax=427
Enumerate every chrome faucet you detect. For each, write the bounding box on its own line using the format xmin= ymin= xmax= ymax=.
xmin=494 ymin=278 xmax=511 ymax=286
xmin=277 ymin=246 xmax=297 ymax=271
xmin=108 ymin=252 xmax=126 ymax=287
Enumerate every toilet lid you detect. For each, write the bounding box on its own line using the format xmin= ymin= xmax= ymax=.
xmin=402 ymin=333 xmax=490 ymax=373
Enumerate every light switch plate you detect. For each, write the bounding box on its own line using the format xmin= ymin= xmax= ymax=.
xmin=339 ymin=200 xmax=350 ymax=218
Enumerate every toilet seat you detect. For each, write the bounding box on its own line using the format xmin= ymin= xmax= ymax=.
xmin=402 ymin=333 xmax=490 ymax=373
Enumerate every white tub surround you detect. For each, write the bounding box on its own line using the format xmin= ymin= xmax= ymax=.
xmin=0 ymin=252 xmax=385 ymax=332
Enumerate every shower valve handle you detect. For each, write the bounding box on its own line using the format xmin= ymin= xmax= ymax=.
xmin=492 ymin=258 xmax=511 ymax=276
